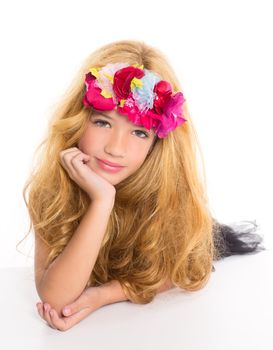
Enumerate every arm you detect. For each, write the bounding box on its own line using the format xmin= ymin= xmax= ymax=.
xmin=100 ymin=278 xmax=175 ymax=305
xmin=37 ymin=200 xmax=113 ymax=317
xmin=157 ymin=278 xmax=175 ymax=293
xmin=36 ymin=278 xmax=175 ymax=331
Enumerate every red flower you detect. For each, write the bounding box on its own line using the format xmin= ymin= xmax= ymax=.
xmin=153 ymin=80 xmax=173 ymax=114
xmin=113 ymin=66 xmax=145 ymax=101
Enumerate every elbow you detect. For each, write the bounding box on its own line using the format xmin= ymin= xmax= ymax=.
xmin=36 ymin=282 xmax=66 ymax=318
xmin=39 ymin=296 xmax=64 ymax=318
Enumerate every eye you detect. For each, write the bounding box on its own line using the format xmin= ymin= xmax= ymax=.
xmin=92 ymin=119 xmax=149 ymax=139
xmin=134 ymin=130 xmax=149 ymax=138
xmin=93 ymin=119 xmax=110 ymax=128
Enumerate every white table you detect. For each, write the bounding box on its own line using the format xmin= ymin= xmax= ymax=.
xmin=1 ymin=250 xmax=273 ymax=350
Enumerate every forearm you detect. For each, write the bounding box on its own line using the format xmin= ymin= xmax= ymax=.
xmin=100 ymin=278 xmax=175 ymax=306
xmin=37 ymin=201 xmax=113 ymax=314
xmin=100 ymin=280 xmax=129 ymax=305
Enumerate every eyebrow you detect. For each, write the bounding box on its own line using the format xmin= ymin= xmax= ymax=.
xmin=96 ymin=112 xmax=114 ymax=120
xmin=93 ymin=110 xmax=151 ymax=133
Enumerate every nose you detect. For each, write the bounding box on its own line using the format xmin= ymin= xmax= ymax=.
xmin=104 ymin=131 xmax=127 ymax=158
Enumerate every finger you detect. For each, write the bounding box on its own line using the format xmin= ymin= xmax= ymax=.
xmin=59 ymin=149 xmax=81 ymax=170
xmin=59 ymin=155 xmax=81 ymax=180
xmin=64 ymin=306 xmax=91 ymax=326
xmin=60 ymin=149 xmax=79 ymax=159
xmin=48 ymin=309 xmax=68 ymax=332
xmin=37 ymin=303 xmax=44 ymax=319
xmin=62 ymin=301 xmax=79 ymax=316
xmin=60 ymin=150 xmax=88 ymax=176
xmin=49 ymin=305 xmax=92 ymax=332
xmin=58 ymin=307 xmax=92 ymax=331
xmin=61 ymin=152 xmax=90 ymax=182
xmin=44 ymin=304 xmax=57 ymax=329
xmin=48 ymin=309 xmax=63 ymax=331
xmin=37 ymin=302 xmax=46 ymax=319
xmin=62 ymin=306 xmax=72 ymax=317
xmin=59 ymin=147 xmax=81 ymax=160
xmin=62 ymin=292 xmax=89 ymax=317
xmin=70 ymin=152 xmax=90 ymax=172
xmin=60 ymin=147 xmax=79 ymax=154
xmin=61 ymin=152 xmax=82 ymax=179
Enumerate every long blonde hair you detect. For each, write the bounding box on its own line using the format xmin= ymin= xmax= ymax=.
xmin=20 ymin=39 xmax=220 ymax=304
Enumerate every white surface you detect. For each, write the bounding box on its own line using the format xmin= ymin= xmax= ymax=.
xmin=1 ymin=250 xmax=273 ymax=349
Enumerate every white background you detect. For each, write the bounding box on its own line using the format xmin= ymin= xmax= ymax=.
xmin=0 ymin=0 xmax=272 ymax=267
xmin=1 ymin=1 xmax=273 ymax=348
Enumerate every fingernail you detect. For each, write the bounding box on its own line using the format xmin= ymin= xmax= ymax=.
xmin=50 ymin=310 xmax=54 ymax=316
xmin=63 ymin=308 xmax=70 ymax=315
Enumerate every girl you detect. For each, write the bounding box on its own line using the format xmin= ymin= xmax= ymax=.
xmin=21 ymin=39 xmax=265 ymax=331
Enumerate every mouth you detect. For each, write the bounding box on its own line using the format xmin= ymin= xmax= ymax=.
xmin=97 ymin=158 xmax=125 ymax=167
xmin=96 ymin=158 xmax=125 ymax=173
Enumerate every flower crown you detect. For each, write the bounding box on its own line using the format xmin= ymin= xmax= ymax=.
xmin=83 ymin=62 xmax=187 ymax=138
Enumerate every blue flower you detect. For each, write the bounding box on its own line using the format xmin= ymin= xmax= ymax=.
xmin=132 ymin=69 xmax=161 ymax=112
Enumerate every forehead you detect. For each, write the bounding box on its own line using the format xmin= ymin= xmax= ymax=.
xmin=91 ymin=108 xmax=125 ymax=119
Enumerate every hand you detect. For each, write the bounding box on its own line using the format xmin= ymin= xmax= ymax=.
xmin=59 ymin=147 xmax=116 ymax=203
xmin=36 ymin=285 xmax=105 ymax=332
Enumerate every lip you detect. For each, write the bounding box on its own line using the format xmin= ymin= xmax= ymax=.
xmin=96 ymin=158 xmax=125 ymax=173
xmin=97 ymin=158 xmax=124 ymax=167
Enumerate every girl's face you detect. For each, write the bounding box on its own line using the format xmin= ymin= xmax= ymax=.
xmin=77 ymin=108 xmax=157 ymax=186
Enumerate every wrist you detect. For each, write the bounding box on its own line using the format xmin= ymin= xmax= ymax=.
xmin=157 ymin=278 xmax=175 ymax=293
xmin=91 ymin=199 xmax=115 ymax=211
xmin=89 ymin=201 xmax=113 ymax=215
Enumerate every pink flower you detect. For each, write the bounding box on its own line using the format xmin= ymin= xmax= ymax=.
xmin=154 ymin=92 xmax=187 ymax=138
xmin=117 ymin=95 xmax=142 ymax=124
xmin=117 ymin=94 xmax=155 ymax=131
xmin=83 ymin=73 xmax=115 ymax=110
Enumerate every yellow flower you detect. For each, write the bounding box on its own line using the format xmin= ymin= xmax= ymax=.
xmin=130 ymin=77 xmax=143 ymax=91
xmin=119 ymin=99 xmax=126 ymax=107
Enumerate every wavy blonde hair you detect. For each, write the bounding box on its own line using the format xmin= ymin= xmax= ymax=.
xmin=19 ymin=39 xmax=220 ymax=304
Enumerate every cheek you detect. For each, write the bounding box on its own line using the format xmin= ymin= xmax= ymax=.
xmin=127 ymin=147 xmax=150 ymax=170
xmin=77 ymin=136 xmax=89 ymax=153
xmin=77 ymin=137 xmax=83 ymax=150
xmin=77 ymin=128 xmax=98 ymax=153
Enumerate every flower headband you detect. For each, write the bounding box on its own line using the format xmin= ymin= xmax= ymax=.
xmin=83 ymin=62 xmax=187 ymax=138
